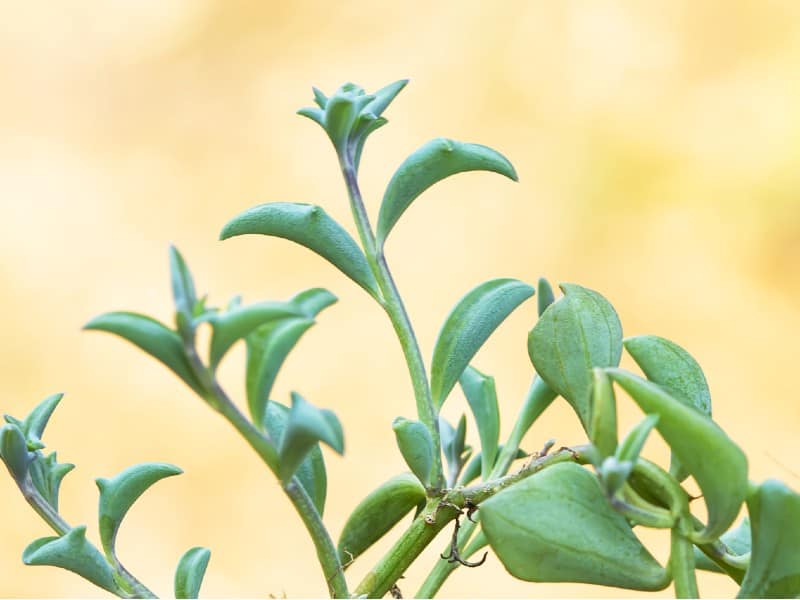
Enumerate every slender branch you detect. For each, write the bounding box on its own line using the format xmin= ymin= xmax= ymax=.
xmin=339 ymin=158 xmax=444 ymax=490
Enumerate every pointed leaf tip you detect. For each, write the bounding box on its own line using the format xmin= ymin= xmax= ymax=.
xmin=175 ymin=546 xmax=211 ymax=599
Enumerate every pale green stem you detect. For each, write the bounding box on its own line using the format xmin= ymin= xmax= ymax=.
xmin=339 ymin=158 xmax=444 ymax=490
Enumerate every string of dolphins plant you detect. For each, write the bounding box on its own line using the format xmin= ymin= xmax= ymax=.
xmin=2 ymin=79 xmax=799 ymax=599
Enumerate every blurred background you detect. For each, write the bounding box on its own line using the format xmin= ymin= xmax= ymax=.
xmin=1 ymin=1 xmax=799 ymax=597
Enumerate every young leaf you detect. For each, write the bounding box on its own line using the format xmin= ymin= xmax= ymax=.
xmin=169 ymin=245 xmax=198 ymax=335
xmin=19 ymin=393 xmax=64 ymax=442
xmin=694 ymin=517 xmax=750 ymax=573
xmin=616 ymin=414 xmax=660 ymax=466
xmin=738 ymin=480 xmax=800 ymax=598
xmin=175 ymin=546 xmax=211 ymax=599
xmin=219 ymin=202 xmax=380 ymax=300
xmin=440 ymin=415 xmax=470 ymax=487
xmin=22 ymin=526 xmax=119 ymax=594
xmin=337 ymin=472 xmax=425 ymax=566
xmin=459 ymin=366 xmax=500 ymax=480
xmin=29 ymin=452 xmax=75 ymax=511
xmin=264 ymin=400 xmax=327 ymax=516
xmin=96 ymin=462 xmax=183 ymax=559
xmin=536 ymin=277 xmax=555 ymax=317
xmin=590 ymin=368 xmax=618 ymax=464
xmin=431 ymin=278 xmax=534 ymax=408
xmin=207 ymin=301 xmax=301 ymax=369
xmin=364 ymin=79 xmax=408 ymax=119
xmin=481 ymin=463 xmax=669 ymax=590
xmin=392 ymin=417 xmax=434 ymax=488
xmin=0 ymin=423 xmax=34 ymax=482
xmin=528 ymin=283 xmax=623 ymax=431
xmin=278 ymin=392 xmax=344 ymax=482
xmin=290 ymin=287 xmax=338 ymax=318
xmin=84 ymin=312 xmax=206 ymax=396
xmin=607 ymin=369 xmax=748 ymax=543
xmin=376 ymin=138 xmax=518 ymax=246
xmin=624 ymin=335 xmax=712 ymax=482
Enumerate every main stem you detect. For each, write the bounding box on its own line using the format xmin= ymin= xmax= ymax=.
xmin=340 ymin=158 xmax=444 ymax=490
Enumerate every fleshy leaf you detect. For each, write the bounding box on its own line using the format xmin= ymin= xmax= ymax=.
xmin=694 ymin=517 xmax=750 ymax=573
xmin=537 ymin=277 xmax=555 ymax=317
xmin=220 ymin=202 xmax=379 ymax=299
xmin=0 ymin=423 xmax=34 ymax=481
xmin=440 ymin=415 xmax=470 ymax=486
xmin=615 ymin=414 xmax=660 ymax=465
xmin=392 ymin=417 xmax=434 ymax=488
xmin=29 ymin=452 xmax=75 ymax=511
xmin=431 ymin=278 xmax=534 ymax=407
xmin=590 ymin=368 xmax=618 ymax=464
xmin=528 ymin=284 xmax=623 ymax=431
xmin=169 ymin=245 xmax=198 ymax=336
xmin=278 ymin=392 xmax=344 ymax=482
xmin=376 ymin=138 xmax=518 ymax=245
xmin=207 ymin=301 xmax=301 ymax=369
xmin=606 ymin=369 xmax=747 ymax=543
xmin=459 ymin=366 xmax=499 ymax=480
xmin=738 ymin=480 xmax=800 ymax=598
xmin=96 ymin=462 xmax=183 ymax=559
xmin=337 ymin=472 xmax=425 ymax=566
xmin=624 ymin=335 xmax=711 ymax=481
xmin=175 ymin=546 xmax=211 ymax=599
xmin=20 ymin=393 xmax=64 ymax=441
xmin=265 ymin=400 xmax=327 ymax=516
xmin=290 ymin=287 xmax=338 ymax=318
xmin=84 ymin=312 xmax=205 ymax=395
xmin=481 ymin=463 xmax=669 ymax=590
xmin=22 ymin=526 xmax=119 ymax=594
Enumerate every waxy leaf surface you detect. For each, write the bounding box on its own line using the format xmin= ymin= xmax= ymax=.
xmin=590 ymin=368 xmax=618 ymax=463
xmin=169 ymin=245 xmax=198 ymax=332
xmin=278 ymin=392 xmax=343 ymax=482
xmin=459 ymin=366 xmax=500 ymax=480
xmin=481 ymin=463 xmax=669 ymax=590
xmin=175 ymin=546 xmax=211 ymax=599
xmin=19 ymin=393 xmax=64 ymax=441
xmin=431 ymin=278 xmax=534 ymax=407
xmin=392 ymin=417 xmax=434 ymax=488
xmin=376 ymin=138 xmax=517 ymax=245
xmin=30 ymin=452 xmax=74 ymax=511
xmin=220 ymin=202 xmax=380 ymax=299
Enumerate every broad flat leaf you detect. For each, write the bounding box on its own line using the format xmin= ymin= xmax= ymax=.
xmin=175 ymin=546 xmax=211 ymax=599
xmin=624 ymin=335 xmax=711 ymax=481
xmin=337 ymin=472 xmax=425 ymax=565
xmin=265 ymin=401 xmax=327 ymax=516
xmin=220 ymin=202 xmax=380 ymax=299
xmin=169 ymin=245 xmax=198 ymax=333
xmin=20 ymin=393 xmax=64 ymax=441
xmin=84 ymin=312 xmax=205 ymax=395
xmin=392 ymin=417 xmax=434 ymax=488
xmin=528 ymin=284 xmax=623 ymax=431
xmin=694 ymin=517 xmax=750 ymax=573
xmin=0 ymin=423 xmax=34 ymax=481
xmin=29 ymin=452 xmax=75 ymax=511
xmin=459 ymin=366 xmax=500 ymax=480
xmin=376 ymin=138 xmax=517 ymax=245
xmin=607 ymin=369 xmax=747 ymax=543
xmin=431 ymin=278 xmax=534 ymax=407
xmin=738 ymin=480 xmax=800 ymax=598
xmin=481 ymin=463 xmax=669 ymax=590
xmin=96 ymin=462 xmax=183 ymax=559
xmin=278 ymin=392 xmax=344 ymax=482
xmin=23 ymin=526 xmax=118 ymax=594
xmin=590 ymin=368 xmax=618 ymax=463
xmin=207 ymin=301 xmax=300 ymax=369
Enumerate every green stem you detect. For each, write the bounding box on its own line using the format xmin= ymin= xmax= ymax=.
xmin=417 ymin=375 xmax=557 ymax=596
xmin=670 ymin=528 xmax=699 ymax=598
xmin=184 ymin=345 xmax=348 ymax=598
xmin=340 ymin=159 xmax=444 ymax=490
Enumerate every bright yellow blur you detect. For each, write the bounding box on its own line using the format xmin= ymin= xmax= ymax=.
xmin=1 ymin=1 xmax=799 ymax=597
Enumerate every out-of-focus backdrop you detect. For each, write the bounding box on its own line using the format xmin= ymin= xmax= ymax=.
xmin=1 ymin=1 xmax=799 ymax=597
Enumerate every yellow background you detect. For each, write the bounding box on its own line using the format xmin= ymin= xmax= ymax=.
xmin=2 ymin=1 xmax=799 ymax=597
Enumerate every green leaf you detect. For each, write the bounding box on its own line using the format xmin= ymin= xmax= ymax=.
xmin=278 ymin=392 xmax=344 ymax=482
xmin=738 ymin=480 xmax=800 ymax=598
xmin=616 ymin=414 xmax=660 ymax=465
xmin=207 ymin=301 xmax=301 ymax=369
xmin=220 ymin=203 xmax=380 ymax=300
xmin=84 ymin=312 xmax=205 ymax=396
xmin=694 ymin=517 xmax=750 ymax=573
xmin=175 ymin=546 xmax=211 ymax=599
xmin=169 ymin=245 xmax=198 ymax=336
xmin=0 ymin=423 xmax=34 ymax=482
xmin=624 ymin=335 xmax=711 ymax=481
xmin=459 ymin=366 xmax=499 ymax=480
xmin=22 ymin=526 xmax=119 ymax=594
xmin=337 ymin=472 xmax=425 ymax=566
xmin=246 ymin=288 xmax=337 ymax=428
xmin=431 ymin=278 xmax=534 ymax=407
xmin=481 ymin=463 xmax=669 ymax=590
xmin=528 ymin=283 xmax=623 ymax=431
xmin=29 ymin=452 xmax=75 ymax=511
xmin=364 ymin=79 xmax=408 ymax=118
xmin=19 ymin=393 xmax=64 ymax=442
xmin=537 ymin=277 xmax=555 ymax=317
xmin=96 ymin=462 xmax=183 ymax=560
xmin=392 ymin=417 xmax=434 ymax=488
xmin=264 ymin=400 xmax=327 ymax=516
xmin=590 ymin=368 xmax=618 ymax=464
xmin=376 ymin=138 xmax=518 ymax=245
xmin=458 ymin=445 xmax=527 ymax=486
xmin=440 ymin=415 xmax=470 ymax=486
xmin=607 ymin=369 xmax=748 ymax=543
